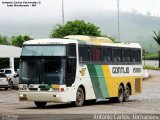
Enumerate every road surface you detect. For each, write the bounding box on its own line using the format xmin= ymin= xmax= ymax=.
xmin=0 ymin=70 xmax=159 ymax=119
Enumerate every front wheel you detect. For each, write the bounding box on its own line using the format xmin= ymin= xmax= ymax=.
xmin=4 ymin=87 xmax=8 ymax=90
xmin=9 ymin=81 xmax=14 ymax=89
xmin=34 ymin=102 xmax=47 ymax=108
xmin=73 ymin=87 xmax=85 ymax=107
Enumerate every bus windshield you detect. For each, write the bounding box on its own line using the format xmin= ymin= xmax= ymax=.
xmin=20 ymin=58 xmax=65 ymax=84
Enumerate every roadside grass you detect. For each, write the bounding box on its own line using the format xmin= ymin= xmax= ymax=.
xmin=143 ymin=53 xmax=158 ymax=60
xmin=143 ymin=66 xmax=160 ymax=70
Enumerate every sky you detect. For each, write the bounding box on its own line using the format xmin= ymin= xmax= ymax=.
xmin=0 ymin=0 xmax=160 ymax=38
xmin=1 ymin=0 xmax=160 ymax=22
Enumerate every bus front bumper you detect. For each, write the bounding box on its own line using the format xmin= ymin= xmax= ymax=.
xmin=19 ymin=91 xmax=70 ymax=103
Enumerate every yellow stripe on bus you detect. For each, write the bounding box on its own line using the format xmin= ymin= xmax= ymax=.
xmin=101 ymin=65 xmax=142 ymax=97
xmin=51 ymin=85 xmax=60 ymax=89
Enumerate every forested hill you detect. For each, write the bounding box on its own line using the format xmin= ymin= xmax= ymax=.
xmin=85 ymin=11 xmax=160 ymax=52
xmin=1 ymin=10 xmax=160 ymax=52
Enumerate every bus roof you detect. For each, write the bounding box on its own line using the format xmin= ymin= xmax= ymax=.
xmin=64 ymin=35 xmax=141 ymax=49
xmin=23 ymin=37 xmax=141 ymax=49
xmin=23 ymin=38 xmax=78 ymax=45
xmin=64 ymin=35 xmax=113 ymax=44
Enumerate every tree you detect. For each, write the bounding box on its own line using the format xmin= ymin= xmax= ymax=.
xmin=152 ymin=30 xmax=160 ymax=68
xmin=11 ymin=35 xmax=32 ymax=47
xmin=0 ymin=35 xmax=10 ymax=45
xmin=50 ymin=20 xmax=103 ymax=38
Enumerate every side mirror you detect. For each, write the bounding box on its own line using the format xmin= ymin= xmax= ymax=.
xmin=16 ymin=74 xmax=19 ymax=77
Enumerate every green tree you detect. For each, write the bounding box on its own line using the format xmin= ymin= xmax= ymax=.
xmin=11 ymin=35 xmax=32 ymax=47
xmin=0 ymin=35 xmax=10 ymax=45
xmin=50 ymin=20 xmax=103 ymax=38
xmin=153 ymin=30 xmax=160 ymax=67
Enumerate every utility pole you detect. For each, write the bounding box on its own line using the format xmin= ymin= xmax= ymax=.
xmin=62 ymin=0 xmax=64 ymax=25
xmin=117 ymin=0 xmax=120 ymax=42
xmin=158 ymin=50 xmax=160 ymax=68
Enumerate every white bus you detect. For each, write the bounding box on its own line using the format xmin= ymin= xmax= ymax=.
xmin=18 ymin=35 xmax=142 ymax=107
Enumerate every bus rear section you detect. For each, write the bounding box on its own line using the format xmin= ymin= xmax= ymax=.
xmin=77 ymin=43 xmax=142 ymax=103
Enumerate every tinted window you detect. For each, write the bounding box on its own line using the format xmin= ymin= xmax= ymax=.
xmin=67 ymin=44 xmax=76 ymax=57
xmin=84 ymin=47 xmax=90 ymax=61
xmin=112 ymin=48 xmax=122 ymax=62
xmin=91 ymin=47 xmax=101 ymax=61
xmin=79 ymin=47 xmax=84 ymax=61
xmin=78 ymin=45 xmax=141 ymax=64
xmin=5 ymin=70 xmax=11 ymax=74
xmin=131 ymin=50 xmax=141 ymax=62
xmin=123 ymin=49 xmax=131 ymax=62
xmin=102 ymin=48 xmax=112 ymax=62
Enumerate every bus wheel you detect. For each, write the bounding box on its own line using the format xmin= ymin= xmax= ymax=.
xmin=74 ymin=87 xmax=85 ymax=107
xmin=117 ymin=85 xmax=124 ymax=103
xmin=34 ymin=102 xmax=47 ymax=108
xmin=123 ymin=85 xmax=130 ymax=102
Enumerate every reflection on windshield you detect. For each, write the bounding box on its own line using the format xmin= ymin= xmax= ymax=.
xmin=41 ymin=59 xmax=65 ymax=84
xmin=20 ymin=59 xmax=65 ymax=84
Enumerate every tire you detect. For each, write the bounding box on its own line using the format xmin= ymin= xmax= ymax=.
xmin=73 ymin=87 xmax=85 ymax=107
xmin=34 ymin=102 xmax=47 ymax=108
xmin=9 ymin=81 xmax=14 ymax=89
xmin=4 ymin=88 xmax=8 ymax=90
xmin=117 ymin=85 xmax=124 ymax=103
xmin=123 ymin=85 xmax=130 ymax=102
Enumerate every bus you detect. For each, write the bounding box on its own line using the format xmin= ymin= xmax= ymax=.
xmin=18 ymin=35 xmax=142 ymax=107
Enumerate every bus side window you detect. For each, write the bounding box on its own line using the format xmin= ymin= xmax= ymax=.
xmin=67 ymin=59 xmax=72 ymax=73
xmin=66 ymin=44 xmax=77 ymax=87
xmin=79 ymin=47 xmax=84 ymax=62
xmin=131 ymin=50 xmax=141 ymax=63
xmin=66 ymin=58 xmax=76 ymax=87
xmin=102 ymin=48 xmax=112 ymax=62
xmin=112 ymin=48 xmax=122 ymax=62
xmin=84 ymin=47 xmax=90 ymax=61
xmin=91 ymin=47 xmax=101 ymax=61
xmin=123 ymin=49 xmax=131 ymax=62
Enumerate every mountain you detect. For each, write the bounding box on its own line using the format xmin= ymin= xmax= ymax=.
xmin=75 ymin=11 xmax=160 ymax=53
xmin=0 ymin=10 xmax=160 ymax=52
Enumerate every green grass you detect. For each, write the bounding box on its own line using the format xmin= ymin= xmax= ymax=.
xmin=143 ymin=53 xmax=158 ymax=60
xmin=143 ymin=66 xmax=160 ymax=70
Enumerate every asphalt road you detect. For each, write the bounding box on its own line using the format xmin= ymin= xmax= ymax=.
xmin=0 ymin=70 xmax=159 ymax=119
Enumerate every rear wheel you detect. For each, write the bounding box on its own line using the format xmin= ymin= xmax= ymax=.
xmin=123 ymin=85 xmax=130 ymax=102
xmin=34 ymin=102 xmax=47 ymax=108
xmin=110 ymin=85 xmax=124 ymax=103
xmin=73 ymin=87 xmax=85 ymax=107
xmin=117 ymin=85 xmax=124 ymax=103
